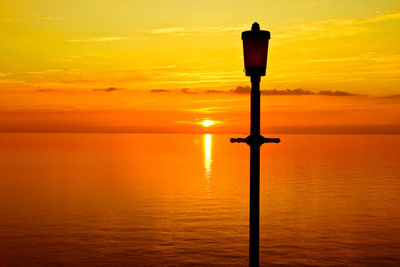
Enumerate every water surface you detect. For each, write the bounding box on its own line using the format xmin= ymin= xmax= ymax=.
xmin=0 ymin=134 xmax=399 ymax=266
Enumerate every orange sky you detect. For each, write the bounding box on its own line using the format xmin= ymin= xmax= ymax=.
xmin=0 ymin=0 xmax=399 ymax=133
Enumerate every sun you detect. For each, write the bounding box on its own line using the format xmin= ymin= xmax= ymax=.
xmin=200 ymin=120 xmax=215 ymax=127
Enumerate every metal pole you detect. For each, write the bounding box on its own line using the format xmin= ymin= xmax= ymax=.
xmin=249 ymin=75 xmax=260 ymax=267
xmin=230 ymin=73 xmax=280 ymax=267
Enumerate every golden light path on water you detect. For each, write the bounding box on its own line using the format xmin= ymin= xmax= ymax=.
xmin=203 ymin=134 xmax=212 ymax=196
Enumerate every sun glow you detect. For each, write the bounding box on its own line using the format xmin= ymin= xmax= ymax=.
xmin=201 ymin=120 xmax=215 ymax=127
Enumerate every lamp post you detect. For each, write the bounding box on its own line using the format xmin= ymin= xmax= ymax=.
xmin=230 ymin=22 xmax=280 ymax=267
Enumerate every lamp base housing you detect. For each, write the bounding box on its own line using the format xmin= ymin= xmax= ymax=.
xmin=245 ymin=67 xmax=266 ymax=77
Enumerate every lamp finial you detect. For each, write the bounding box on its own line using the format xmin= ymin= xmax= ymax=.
xmin=252 ymin=22 xmax=260 ymax=31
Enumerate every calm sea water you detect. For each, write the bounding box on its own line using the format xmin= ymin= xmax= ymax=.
xmin=0 ymin=134 xmax=399 ymax=266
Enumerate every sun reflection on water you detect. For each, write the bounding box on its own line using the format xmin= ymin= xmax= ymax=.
xmin=204 ymin=134 xmax=212 ymax=176
xmin=203 ymin=134 xmax=212 ymax=195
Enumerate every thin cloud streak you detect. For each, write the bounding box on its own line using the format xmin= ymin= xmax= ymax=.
xmin=25 ymin=69 xmax=64 ymax=75
xmin=275 ymin=10 xmax=400 ymax=41
xmin=67 ymin=37 xmax=130 ymax=42
xmin=92 ymin=87 xmax=120 ymax=92
xmin=41 ymin=16 xmax=64 ymax=21
xmin=152 ymin=27 xmax=185 ymax=34
xmin=150 ymin=89 xmax=171 ymax=93
xmin=151 ymin=25 xmax=246 ymax=35
xmin=150 ymin=11 xmax=400 ymax=40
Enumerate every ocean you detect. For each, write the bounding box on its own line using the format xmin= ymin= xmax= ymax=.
xmin=0 ymin=133 xmax=399 ymax=266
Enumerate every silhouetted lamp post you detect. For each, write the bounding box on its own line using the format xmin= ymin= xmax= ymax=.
xmin=231 ymin=22 xmax=280 ymax=267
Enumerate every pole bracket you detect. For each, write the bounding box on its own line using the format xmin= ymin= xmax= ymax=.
xmin=230 ymin=134 xmax=280 ymax=147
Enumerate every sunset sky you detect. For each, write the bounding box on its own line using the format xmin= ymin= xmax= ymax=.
xmin=1 ymin=0 xmax=399 ymax=133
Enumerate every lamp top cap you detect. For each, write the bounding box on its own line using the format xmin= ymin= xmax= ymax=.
xmin=242 ymin=22 xmax=270 ymax=40
xmin=252 ymin=22 xmax=260 ymax=31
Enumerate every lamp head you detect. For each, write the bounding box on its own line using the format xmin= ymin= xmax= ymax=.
xmin=242 ymin=22 xmax=270 ymax=77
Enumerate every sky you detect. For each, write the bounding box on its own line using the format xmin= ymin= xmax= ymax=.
xmin=0 ymin=0 xmax=399 ymax=133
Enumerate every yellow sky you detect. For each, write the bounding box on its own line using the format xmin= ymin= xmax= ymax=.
xmin=0 ymin=0 xmax=399 ymax=133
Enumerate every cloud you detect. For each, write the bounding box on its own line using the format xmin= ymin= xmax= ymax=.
xmin=304 ymin=57 xmax=362 ymax=63
xmin=25 ymin=69 xmax=64 ymax=74
xmin=318 ymin=90 xmax=358 ymax=96
xmin=151 ymin=25 xmax=247 ymax=35
xmin=42 ymin=16 xmax=64 ymax=21
xmin=0 ymin=18 xmax=21 ymax=23
xmin=1 ymin=15 xmax=64 ymax=23
xmin=152 ymin=27 xmax=185 ymax=34
xmin=230 ymin=86 xmax=251 ymax=94
xmin=0 ymin=78 xmax=23 ymax=84
xmin=204 ymin=89 xmax=226 ymax=94
xmin=262 ymin=88 xmax=314 ymax=96
xmin=219 ymin=26 xmax=247 ymax=32
xmin=93 ymin=87 xmax=120 ymax=92
xmin=363 ymin=11 xmax=400 ymax=23
xmin=150 ymin=89 xmax=171 ymax=93
xmin=230 ymin=86 xmax=359 ymax=96
xmin=151 ymin=65 xmax=176 ymax=70
xmin=181 ymin=88 xmax=197 ymax=94
xmin=151 ymin=11 xmax=400 ymax=40
xmin=183 ymin=107 xmax=227 ymax=114
xmin=231 ymin=87 xmax=315 ymax=96
xmin=383 ymin=94 xmax=400 ymax=99
xmin=276 ymin=10 xmax=400 ymax=41
xmin=67 ymin=37 xmax=130 ymax=42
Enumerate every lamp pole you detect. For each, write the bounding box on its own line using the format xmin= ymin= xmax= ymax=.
xmin=231 ymin=22 xmax=280 ymax=267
